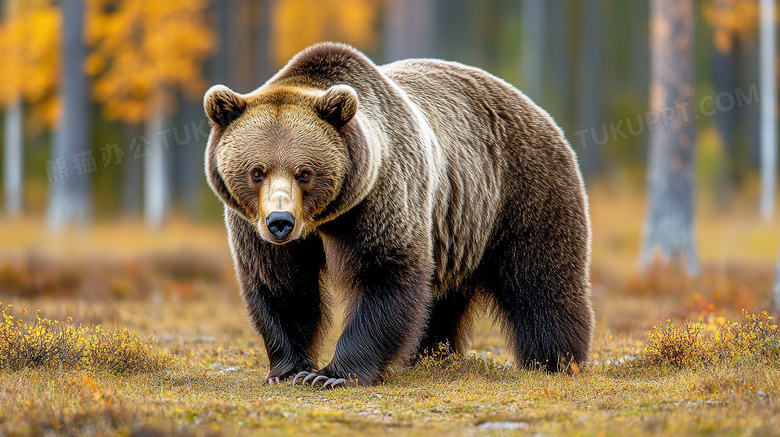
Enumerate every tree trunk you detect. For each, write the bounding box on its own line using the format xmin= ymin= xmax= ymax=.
xmin=3 ymin=0 xmax=22 ymax=219
xmin=3 ymin=99 xmax=23 ymax=218
xmin=46 ymin=0 xmax=91 ymax=231
xmin=640 ymin=0 xmax=698 ymax=273
xmin=121 ymin=123 xmax=142 ymax=218
xmin=520 ymin=0 xmax=545 ymax=102
xmin=175 ymin=94 xmax=207 ymax=219
xmin=712 ymin=0 xmax=736 ymax=208
xmin=774 ymin=247 xmax=780 ymax=312
xmin=629 ymin=0 xmax=649 ymax=100
xmin=742 ymin=38 xmax=762 ymax=169
xmin=759 ymin=0 xmax=777 ymax=220
xmin=228 ymin=0 xmax=253 ymax=92
xmin=254 ymin=0 xmax=275 ymax=85
xmin=546 ymin=0 xmax=571 ymax=129
xmin=731 ymin=39 xmax=756 ymax=185
xmin=432 ymin=0 xmax=479 ymax=65
xmin=144 ymin=88 xmax=173 ymax=229
xmin=383 ymin=0 xmax=435 ymax=61
xmin=575 ymin=0 xmax=601 ymax=181
xmin=208 ymin=0 xmax=230 ymax=85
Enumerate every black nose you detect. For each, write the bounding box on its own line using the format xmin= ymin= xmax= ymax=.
xmin=266 ymin=211 xmax=295 ymax=239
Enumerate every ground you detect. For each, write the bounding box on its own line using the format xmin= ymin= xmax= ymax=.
xmin=0 ymin=185 xmax=779 ymax=436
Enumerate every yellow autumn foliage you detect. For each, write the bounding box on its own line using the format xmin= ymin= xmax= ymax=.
xmin=85 ymin=0 xmax=217 ymax=123
xmin=0 ymin=0 xmax=60 ymax=126
xmin=274 ymin=0 xmax=381 ymax=67
xmin=0 ymin=0 xmax=382 ymax=125
xmin=703 ymin=0 xmax=760 ymax=53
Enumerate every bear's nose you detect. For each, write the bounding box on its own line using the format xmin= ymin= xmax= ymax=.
xmin=266 ymin=211 xmax=295 ymax=239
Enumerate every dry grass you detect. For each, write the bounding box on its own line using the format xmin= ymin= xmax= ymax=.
xmin=1 ymin=187 xmax=779 ymax=435
xmin=0 ymin=250 xmax=231 ymax=300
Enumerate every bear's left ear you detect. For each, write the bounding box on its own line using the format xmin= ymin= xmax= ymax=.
xmin=204 ymin=85 xmax=247 ymax=128
xmin=315 ymin=84 xmax=358 ymax=129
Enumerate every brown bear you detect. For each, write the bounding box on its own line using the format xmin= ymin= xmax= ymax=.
xmin=204 ymin=42 xmax=593 ymax=388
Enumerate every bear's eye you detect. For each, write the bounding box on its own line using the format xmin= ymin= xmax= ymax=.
xmin=297 ymin=170 xmax=312 ymax=183
xmin=250 ymin=168 xmax=265 ymax=182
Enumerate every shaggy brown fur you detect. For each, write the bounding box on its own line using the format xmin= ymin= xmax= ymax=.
xmin=204 ymin=42 xmax=594 ymax=387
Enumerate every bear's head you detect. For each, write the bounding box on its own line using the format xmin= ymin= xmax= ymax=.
xmin=204 ymin=83 xmax=363 ymax=244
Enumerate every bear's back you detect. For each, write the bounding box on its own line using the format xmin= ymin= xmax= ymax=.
xmin=380 ymin=59 xmax=582 ymax=292
xmin=380 ymin=60 xmax=512 ymax=291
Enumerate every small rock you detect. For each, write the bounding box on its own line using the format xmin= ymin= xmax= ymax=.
xmin=215 ymin=366 xmax=238 ymax=374
xmin=755 ymin=390 xmax=767 ymax=398
xmin=476 ymin=421 xmax=530 ymax=431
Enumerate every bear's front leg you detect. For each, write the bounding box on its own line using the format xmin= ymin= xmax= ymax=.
xmin=295 ymin=238 xmax=432 ymax=388
xmin=226 ymin=210 xmax=328 ymax=385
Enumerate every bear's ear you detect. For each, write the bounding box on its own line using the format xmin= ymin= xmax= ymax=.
xmin=204 ymin=85 xmax=247 ymax=128
xmin=315 ymin=84 xmax=358 ymax=129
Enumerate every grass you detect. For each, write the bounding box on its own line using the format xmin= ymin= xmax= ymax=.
xmin=1 ymin=305 xmax=777 ymax=436
xmin=0 ymin=186 xmax=779 ymax=435
xmin=1 ymin=264 xmax=777 ymax=437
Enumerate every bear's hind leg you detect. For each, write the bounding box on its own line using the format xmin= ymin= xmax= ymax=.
xmin=414 ymin=288 xmax=476 ymax=360
xmin=483 ymin=241 xmax=593 ymax=372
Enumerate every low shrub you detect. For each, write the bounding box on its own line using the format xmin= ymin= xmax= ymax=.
xmin=641 ymin=310 xmax=780 ymax=368
xmin=0 ymin=304 xmax=173 ymax=373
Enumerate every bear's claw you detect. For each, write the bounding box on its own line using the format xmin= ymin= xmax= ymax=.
xmin=312 ymin=375 xmax=329 ymax=385
xmin=292 ymin=371 xmax=310 ymax=385
xmin=262 ymin=376 xmax=281 ymax=385
xmin=302 ymin=372 xmax=319 ymax=384
xmin=323 ymin=378 xmax=346 ymax=388
xmin=292 ymin=371 xmax=347 ymax=389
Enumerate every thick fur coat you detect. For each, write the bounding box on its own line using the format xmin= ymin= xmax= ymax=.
xmin=204 ymin=42 xmax=594 ymax=386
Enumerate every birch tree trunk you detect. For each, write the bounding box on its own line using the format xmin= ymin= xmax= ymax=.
xmin=759 ymin=0 xmax=777 ymax=220
xmin=774 ymin=247 xmax=780 ymax=312
xmin=144 ymin=88 xmax=172 ymax=229
xmin=3 ymin=0 xmax=22 ymax=219
xmin=640 ymin=0 xmax=698 ymax=273
xmin=46 ymin=0 xmax=91 ymax=230
xmin=3 ymin=100 xmax=22 ymax=218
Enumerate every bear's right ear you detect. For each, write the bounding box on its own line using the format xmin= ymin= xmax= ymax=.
xmin=204 ymin=85 xmax=247 ymax=128
xmin=315 ymin=84 xmax=358 ymax=129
